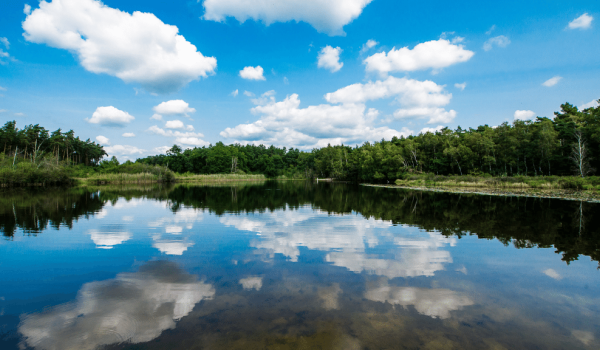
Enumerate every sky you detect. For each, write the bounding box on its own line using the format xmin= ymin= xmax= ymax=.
xmin=0 ymin=0 xmax=599 ymax=160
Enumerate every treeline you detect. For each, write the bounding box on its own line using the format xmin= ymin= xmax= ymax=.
xmin=0 ymin=121 xmax=106 ymax=166
xmin=138 ymin=100 xmax=600 ymax=181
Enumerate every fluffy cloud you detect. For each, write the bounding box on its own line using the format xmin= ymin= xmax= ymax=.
xmin=19 ymin=261 xmax=214 ymax=350
xmin=22 ymin=0 xmax=217 ymax=93
xmin=165 ymin=120 xmax=185 ymax=129
xmin=153 ymin=100 xmax=196 ymax=116
xmin=317 ymin=46 xmax=343 ymax=72
xmin=148 ymin=125 xmax=208 ymax=147
xmin=454 ymin=82 xmax=466 ymax=91
xmin=239 ymin=66 xmax=266 ymax=80
xmin=95 ymin=135 xmax=110 ymax=145
xmin=420 ymin=126 xmax=445 ymax=134
xmin=483 ymin=35 xmax=511 ymax=51
xmin=325 ymin=76 xmax=456 ymax=124
xmin=542 ymin=76 xmax=562 ymax=87
xmin=568 ymin=13 xmax=593 ymax=30
xmin=122 ymin=132 xmax=135 ymax=137
xmin=365 ymin=282 xmax=473 ymax=319
xmin=202 ymin=0 xmax=374 ymax=36
xmin=360 ymin=39 xmax=378 ymax=54
xmin=364 ymin=38 xmax=474 ymax=75
xmin=87 ymin=106 xmax=135 ymax=126
xmin=104 ymin=144 xmax=145 ymax=155
xmin=580 ymin=99 xmax=599 ymax=110
xmin=514 ymin=110 xmax=536 ymax=121
xmin=220 ymin=93 xmax=411 ymax=148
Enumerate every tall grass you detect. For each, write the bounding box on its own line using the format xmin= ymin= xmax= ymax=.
xmin=175 ymin=173 xmax=266 ymax=182
xmin=0 ymin=155 xmax=71 ymax=186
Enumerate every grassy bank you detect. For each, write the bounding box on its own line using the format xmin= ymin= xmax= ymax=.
xmin=0 ymin=156 xmax=71 ymax=186
xmin=395 ymin=174 xmax=600 ymax=191
xmin=175 ymin=173 xmax=267 ymax=182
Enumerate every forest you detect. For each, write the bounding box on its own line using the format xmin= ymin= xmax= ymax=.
xmin=138 ymin=100 xmax=600 ymax=181
xmin=2 ymin=99 xmax=599 ymax=183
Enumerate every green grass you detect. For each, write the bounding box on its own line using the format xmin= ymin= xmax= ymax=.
xmin=175 ymin=173 xmax=267 ymax=182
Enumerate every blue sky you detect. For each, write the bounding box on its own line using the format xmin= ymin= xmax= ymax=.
xmin=0 ymin=0 xmax=598 ymax=160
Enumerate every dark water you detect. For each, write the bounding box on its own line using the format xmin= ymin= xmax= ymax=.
xmin=1 ymin=182 xmax=599 ymax=350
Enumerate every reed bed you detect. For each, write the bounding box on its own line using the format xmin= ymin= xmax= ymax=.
xmin=175 ymin=173 xmax=267 ymax=182
xmin=80 ymin=172 xmax=172 ymax=184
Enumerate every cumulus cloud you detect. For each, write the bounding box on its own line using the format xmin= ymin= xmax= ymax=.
xmin=239 ymin=66 xmax=266 ymax=80
xmin=104 ymin=144 xmax=145 ymax=155
xmin=317 ymin=46 xmax=343 ymax=72
xmin=202 ymin=0 xmax=374 ymax=36
xmin=220 ymin=93 xmax=411 ymax=148
xmin=454 ymin=82 xmax=466 ymax=91
xmin=580 ymin=99 xmax=599 ymax=110
xmin=231 ymin=89 xmax=239 ymax=97
xmin=87 ymin=106 xmax=135 ymax=126
xmin=19 ymin=261 xmax=214 ymax=350
xmin=24 ymin=4 xmax=32 ymax=15
xmin=364 ymin=38 xmax=474 ymax=75
xmin=568 ymin=13 xmax=593 ymax=30
xmin=165 ymin=120 xmax=185 ymax=129
xmin=22 ymin=0 xmax=217 ymax=93
xmin=360 ymin=39 xmax=378 ymax=54
xmin=483 ymin=35 xmax=511 ymax=51
xmin=542 ymin=76 xmax=562 ymax=87
xmin=95 ymin=135 xmax=110 ymax=145
xmin=325 ymin=76 xmax=456 ymax=124
xmin=153 ymin=100 xmax=196 ymax=117
xmin=122 ymin=132 xmax=135 ymax=137
xmin=420 ymin=126 xmax=445 ymax=134
xmin=514 ymin=110 xmax=536 ymax=121
xmin=148 ymin=125 xmax=208 ymax=147
xmin=365 ymin=282 xmax=473 ymax=319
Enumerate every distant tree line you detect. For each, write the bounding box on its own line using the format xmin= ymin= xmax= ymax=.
xmin=138 ymin=100 xmax=600 ymax=181
xmin=0 ymin=121 xmax=106 ymax=166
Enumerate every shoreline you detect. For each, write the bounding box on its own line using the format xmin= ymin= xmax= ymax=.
xmin=362 ymin=184 xmax=600 ymax=203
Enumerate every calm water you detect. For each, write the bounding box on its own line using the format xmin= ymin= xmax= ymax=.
xmin=1 ymin=182 xmax=599 ymax=349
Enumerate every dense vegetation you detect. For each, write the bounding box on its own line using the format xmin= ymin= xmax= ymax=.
xmin=138 ymin=100 xmax=600 ymax=182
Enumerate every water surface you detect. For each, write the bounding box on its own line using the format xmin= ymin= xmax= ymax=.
xmin=1 ymin=182 xmax=599 ymax=349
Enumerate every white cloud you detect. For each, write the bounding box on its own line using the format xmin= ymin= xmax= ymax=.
xmin=542 ymin=76 xmax=562 ymax=87
xmin=122 ymin=132 xmax=135 ymax=137
xmin=239 ymin=66 xmax=266 ymax=80
xmin=19 ymin=261 xmax=214 ymax=350
xmin=231 ymin=89 xmax=239 ymax=97
xmin=483 ymin=35 xmax=511 ymax=51
xmin=153 ymin=100 xmax=196 ymax=116
xmin=95 ymin=135 xmax=110 ymax=145
xmin=568 ymin=13 xmax=593 ymax=30
xmin=239 ymin=277 xmax=263 ymax=291
xmin=514 ymin=110 xmax=536 ymax=121
xmin=0 ymin=37 xmax=9 ymax=49
xmin=202 ymin=0 xmax=374 ymax=36
xmin=22 ymin=0 xmax=217 ymax=93
xmin=542 ymin=268 xmax=562 ymax=280
xmin=24 ymin=4 xmax=32 ymax=15
xmin=153 ymin=145 xmax=171 ymax=154
xmin=283 ymin=77 xmax=289 ymax=84
xmin=14 ymin=112 xmax=25 ymax=117
xmin=220 ymin=93 xmax=412 ymax=148
xmin=365 ymin=282 xmax=473 ymax=319
xmin=364 ymin=38 xmax=474 ymax=76
xmin=243 ymin=90 xmax=255 ymax=97
xmin=0 ymin=86 xmax=6 ymax=91
xmin=165 ymin=120 xmax=185 ymax=129
xmin=87 ymin=106 xmax=135 ymax=126
xmin=454 ymin=82 xmax=466 ymax=91
xmin=104 ymin=144 xmax=145 ymax=155
xmin=148 ymin=125 xmax=208 ymax=147
xmin=485 ymin=24 xmax=496 ymax=35
xmin=325 ymin=76 xmax=456 ymax=124
xmin=0 ymin=109 xmax=6 ymax=113
xmin=420 ymin=126 xmax=444 ymax=134
xmin=360 ymin=39 xmax=378 ymax=54
xmin=580 ymin=99 xmax=599 ymax=110
xmin=150 ymin=113 xmax=163 ymax=120
xmin=317 ymin=46 xmax=343 ymax=72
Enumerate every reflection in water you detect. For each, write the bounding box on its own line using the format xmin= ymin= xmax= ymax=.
xmin=87 ymin=228 xmax=131 ymax=249
xmin=239 ymin=277 xmax=262 ymax=291
xmin=19 ymin=261 xmax=214 ymax=350
xmin=148 ymin=207 xmax=204 ymax=256
xmin=365 ymin=280 xmax=473 ymax=319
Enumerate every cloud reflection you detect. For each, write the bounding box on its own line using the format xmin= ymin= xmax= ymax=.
xmin=87 ymin=229 xmax=131 ymax=249
xmin=365 ymin=281 xmax=473 ymax=319
xmin=149 ymin=208 xmax=204 ymax=255
xmin=221 ymin=208 xmax=455 ymax=278
xmin=19 ymin=261 xmax=214 ymax=350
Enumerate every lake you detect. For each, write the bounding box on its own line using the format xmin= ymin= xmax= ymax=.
xmin=1 ymin=181 xmax=599 ymax=349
